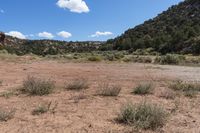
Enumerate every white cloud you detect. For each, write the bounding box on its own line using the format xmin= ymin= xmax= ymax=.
xmin=38 ymin=32 xmax=54 ymax=39
xmin=57 ymin=31 xmax=72 ymax=38
xmin=0 ymin=9 xmax=4 ymax=13
xmin=57 ymin=0 xmax=89 ymax=13
xmin=6 ymin=31 xmax=26 ymax=39
xmin=90 ymin=31 xmax=113 ymax=37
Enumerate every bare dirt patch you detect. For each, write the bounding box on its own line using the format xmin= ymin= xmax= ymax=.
xmin=0 ymin=59 xmax=200 ymax=133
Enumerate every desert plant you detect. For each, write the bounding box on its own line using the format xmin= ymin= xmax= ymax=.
xmin=169 ymin=80 xmax=200 ymax=98
xmin=88 ymin=56 xmax=102 ymax=62
xmin=20 ymin=76 xmax=55 ymax=96
xmin=185 ymin=56 xmax=200 ymax=65
xmin=0 ymin=91 xmax=17 ymax=99
xmin=114 ymin=52 xmax=125 ymax=60
xmin=0 ymin=50 xmax=9 ymax=54
xmin=104 ymin=54 xmax=115 ymax=61
xmin=169 ymin=80 xmax=184 ymax=91
xmin=169 ymin=80 xmax=200 ymax=91
xmin=133 ymin=83 xmax=154 ymax=95
xmin=32 ymin=102 xmax=57 ymax=115
xmin=158 ymin=89 xmax=176 ymax=100
xmin=32 ymin=104 xmax=51 ymax=115
xmin=184 ymin=90 xmax=196 ymax=98
xmin=97 ymin=83 xmax=121 ymax=96
xmin=65 ymin=79 xmax=89 ymax=91
xmin=118 ymin=102 xmax=167 ymax=130
xmin=132 ymin=56 xmax=152 ymax=63
xmin=32 ymin=105 xmax=49 ymax=115
xmin=122 ymin=56 xmax=132 ymax=62
xmin=0 ymin=108 xmax=15 ymax=122
xmin=154 ymin=54 xmax=185 ymax=65
xmin=123 ymin=56 xmax=152 ymax=63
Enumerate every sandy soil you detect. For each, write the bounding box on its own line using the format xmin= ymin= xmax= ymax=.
xmin=0 ymin=59 xmax=200 ymax=133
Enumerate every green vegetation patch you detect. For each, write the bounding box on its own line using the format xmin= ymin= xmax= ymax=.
xmin=132 ymin=83 xmax=154 ymax=95
xmin=20 ymin=76 xmax=55 ymax=96
xmin=117 ymin=102 xmax=167 ymax=130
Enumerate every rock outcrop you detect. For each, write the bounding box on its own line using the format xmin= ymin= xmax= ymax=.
xmin=0 ymin=32 xmax=5 ymax=43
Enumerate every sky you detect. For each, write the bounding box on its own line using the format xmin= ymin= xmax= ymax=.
xmin=0 ymin=0 xmax=183 ymax=41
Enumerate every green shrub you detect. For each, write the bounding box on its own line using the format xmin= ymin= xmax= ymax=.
xmin=104 ymin=54 xmax=115 ymax=61
xmin=88 ymin=56 xmax=102 ymax=62
xmin=0 ymin=49 xmax=8 ymax=54
xmin=32 ymin=102 xmax=57 ymax=115
xmin=114 ymin=53 xmax=125 ymax=60
xmin=32 ymin=105 xmax=49 ymax=115
xmin=0 ymin=91 xmax=17 ymax=99
xmin=123 ymin=56 xmax=152 ymax=63
xmin=62 ymin=54 xmax=73 ymax=60
xmin=155 ymin=54 xmax=185 ymax=65
xmin=133 ymin=83 xmax=154 ymax=95
xmin=21 ymin=76 xmax=55 ymax=96
xmin=184 ymin=56 xmax=200 ymax=64
xmin=132 ymin=49 xmax=145 ymax=55
xmin=65 ymin=79 xmax=89 ymax=91
xmin=97 ymin=83 xmax=121 ymax=96
xmin=132 ymin=48 xmax=159 ymax=56
xmin=118 ymin=102 xmax=167 ymax=130
xmin=122 ymin=56 xmax=132 ymax=62
xmin=32 ymin=104 xmax=50 ymax=115
xmin=132 ymin=56 xmax=152 ymax=63
xmin=169 ymin=80 xmax=200 ymax=98
xmin=169 ymin=80 xmax=200 ymax=91
xmin=0 ymin=108 xmax=15 ymax=122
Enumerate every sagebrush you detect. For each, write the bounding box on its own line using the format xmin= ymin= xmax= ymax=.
xmin=21 ymin=76 xmax=55 ymax=96
xmin=118 ymin=102 xmax=167 ymax=130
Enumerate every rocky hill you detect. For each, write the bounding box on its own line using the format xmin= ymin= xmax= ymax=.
xmin=0 ymin=34 xmax=102 ymax=56
xmin=108 ymin=0 xmax=200 ymax=55
xmin=2 ymin=0 xmax=200 ymax=55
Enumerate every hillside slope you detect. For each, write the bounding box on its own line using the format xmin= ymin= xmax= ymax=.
xmin=0 ymin=35 xmax=102 ymax=56
xmin=109 ymin=0 xmax=200 ymax=55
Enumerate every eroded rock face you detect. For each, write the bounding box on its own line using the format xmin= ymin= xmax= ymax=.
xmin=0 ymin=32 xmax=5 ymax=43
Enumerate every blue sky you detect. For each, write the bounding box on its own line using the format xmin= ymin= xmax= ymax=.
xmin=0 ymin=0 xmax=183 ymax=41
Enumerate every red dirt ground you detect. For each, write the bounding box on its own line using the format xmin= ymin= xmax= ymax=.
xmin=0 ymin=59 xmax=200 ymax=133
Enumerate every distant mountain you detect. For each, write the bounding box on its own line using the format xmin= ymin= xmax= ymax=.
xmin=108 ymin=0 xmax=200 ymax=55
xmin=0 ymin=34 xmax=102 ymax=56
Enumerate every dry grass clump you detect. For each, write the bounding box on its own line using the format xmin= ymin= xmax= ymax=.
xmin=97 ymin=83 xmax=121 ymax=96
xmin=32 ymin=105 xmax=49 ymax=115
xmin=32 ymin=102 xmax=57 ymax=115
xmin=0 ymin=108 xmax=15 ymax=122
xmin=20 ymin=76 xmax=55 ymax=96
xmin=154 ymin=54 xmax=185 ymax=65
xmin=184 ymin=90 xmax=197 ymax=98
xmin=65 ymin=79 xmax=89 ymax=91
xmin=123 ymin=56 xmax=152 ymax=63
xmin=117 ymin=102 xmax=167 ymax=130
xmin=158 ymin=88 xmax=176 ymax=100
xmin=169 ymin=80 xmax=200 ymax=98
xmin=88 ymin=56 xmax=102 ymax=62
xmin=132 ymin=83 xmax=154 ymax=95
xmin=0 ymin=91 xmax=17 ymax=99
